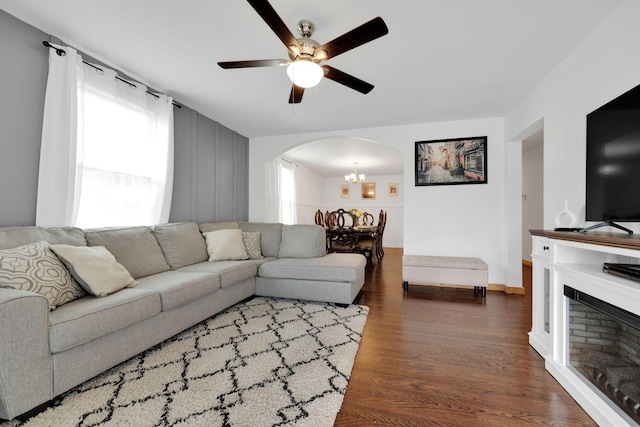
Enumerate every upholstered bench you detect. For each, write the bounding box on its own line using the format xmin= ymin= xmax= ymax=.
xmin=402 ymin=255 xmax=488 ymax=297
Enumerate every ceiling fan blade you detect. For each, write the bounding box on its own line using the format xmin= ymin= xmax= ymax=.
xmin=316 ymin=17 xmax=388 ymax=60
xmin=247 ymin=0 xmax=301 ymax=52
xmin=218 ymin=59 xmax=288 ymax=69
xmin=322 ymin=65 xmax=374 ymax=94
xmin=289 ymin=85 xmax=304 ymax=104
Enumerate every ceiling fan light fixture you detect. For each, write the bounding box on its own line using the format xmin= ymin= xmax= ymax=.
xmin=286 ymin=60 xmax=323 ymax=88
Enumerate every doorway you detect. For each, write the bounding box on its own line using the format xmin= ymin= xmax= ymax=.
xmin=521 ymin=129 xmax=544 ymax=298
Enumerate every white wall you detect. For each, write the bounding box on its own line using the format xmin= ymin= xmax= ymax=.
xmin=293 ymin=163 xmax=325 ymax=225
xmin=506 ymin=0 xmax=640 ymax=233
xmin=249 ymin=117 xmax=508 ymax=286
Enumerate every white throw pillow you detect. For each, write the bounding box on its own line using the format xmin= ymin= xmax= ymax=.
xmin=50 ymin=244 xmax=137 ymax=297
xmin=203 ymin=229 xmax=249 ymax=262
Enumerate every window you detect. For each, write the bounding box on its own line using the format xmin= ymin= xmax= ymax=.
xmin=279 ymin=160 xmax=296 ymax=224
xmin=37 ymin=45 xmax=173 ymax=228
xmin=74 ymin=63 xmax=173 ymax=229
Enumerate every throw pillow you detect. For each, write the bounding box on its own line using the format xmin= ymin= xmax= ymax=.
xmin=202 ymin=229 xmax=249 ymax=262
xmin=242 ymin=231 xmax=263 ymax=259
xmin=0 ymin=241 xmax=85 ymax=310
xmin=50 ymin=244 xmax=137 ymax=297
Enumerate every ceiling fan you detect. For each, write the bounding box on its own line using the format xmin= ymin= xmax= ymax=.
xmin=218 ymin=0 xmax=389 ymax=104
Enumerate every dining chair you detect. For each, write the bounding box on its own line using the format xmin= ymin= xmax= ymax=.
xmin=314 ymin=209 xmax=325 ymax=226
xmin=376 ymin=210 xmax=387 ymax=261
xmin=362 ymin=212 xmax=375 ymax=226
xmin=327 ymin=209 xmax=358 ymax=253
xmin=356 ymin=211 xmax=385 ymax=263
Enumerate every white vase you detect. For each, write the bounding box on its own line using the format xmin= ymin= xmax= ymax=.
xmin=554 ymin=200 xmax=579 ymax=228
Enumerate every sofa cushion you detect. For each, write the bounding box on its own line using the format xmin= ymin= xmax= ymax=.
xmin=198 ymin=221 xmax=239 ymax=234
xmin=238 ymin=222 xmax=283 ymax=257
xmin=0 ymin=241 xmax=85 ymax=310
xmin=278 ymin=224 xmax=326 ymax=258
xmin=177 ymin=260 xmax=258 ymax=288
xmin=258 ymin=253 xmax=365 ymax=283
xmin=242 ymin=232 xmax=263 ymax=260
xmin=0 ymin=226 xmax=86 ymax=250
xmin=203 ymin=229 xmax=249 ymax=261
xmin=48 ymin=288 xmax=161 ymax=353
xmin=50 ymin=245 xmax=137 ymax=296
xmin=152 ymin=222 xmax=208 ymax=269
xmin=84 ymin=226 xmax=170 ymax=279
xmin=135 ymin=271 xmax=221 ymax=311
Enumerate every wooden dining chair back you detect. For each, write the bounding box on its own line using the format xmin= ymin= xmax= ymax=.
xmin=362 ymin=212 xmax=375 ymax=226
xmin=375 ymin=210 xmax=388 ymax=261
xmin=325 ymin=210 xmax=337 ymax=227
xmin=327 ymin=209 xmax=357 ymax=253
xmin=314 ymin=209 xmax=325 ymax=227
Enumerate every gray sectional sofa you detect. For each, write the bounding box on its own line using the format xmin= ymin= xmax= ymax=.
xmin=0 ymin=221 xmax=366 ymax=420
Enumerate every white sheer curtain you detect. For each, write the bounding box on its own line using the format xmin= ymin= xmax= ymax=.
xmin=268 ymin=158 xmax=297 ymax=224
xmin=36 ymin=44 xmax=174 ymax=228
xmin=36 ymin=43 xmax=82 ymax=227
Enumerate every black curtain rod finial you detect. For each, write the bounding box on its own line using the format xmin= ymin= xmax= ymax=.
xmin=43 ymin=41 xmax=66 ymax=56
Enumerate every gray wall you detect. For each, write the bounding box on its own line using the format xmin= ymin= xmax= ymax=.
xmin=0 ymin=9 xmax=248 ymax=227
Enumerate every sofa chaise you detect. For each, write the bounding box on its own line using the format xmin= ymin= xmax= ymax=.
xmin=0 ymin=221 xmax=366 ymax=420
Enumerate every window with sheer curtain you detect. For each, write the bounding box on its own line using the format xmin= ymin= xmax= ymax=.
xmin=279 ymin=160 xmax=296 ymax=224
xmin=36 ymin=43 xmax=174 ymax=228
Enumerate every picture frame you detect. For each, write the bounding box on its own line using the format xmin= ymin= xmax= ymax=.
xmin=389 ymin=182 xmax=398 ymax=196
xmin=361 ymin=182 xmax=376 ymax=200
xmin=415 ymin=136 xmax=487 ymax=186
xmin=340 ymin=184 xmax=350 ymax=198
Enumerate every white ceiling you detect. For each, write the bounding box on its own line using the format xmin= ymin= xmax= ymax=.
xmin=0 ymin=0 xmax=622 ymax=177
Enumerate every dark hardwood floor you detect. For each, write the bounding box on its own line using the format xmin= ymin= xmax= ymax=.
xmin=336 ymin=248 xmax=597 ymax=426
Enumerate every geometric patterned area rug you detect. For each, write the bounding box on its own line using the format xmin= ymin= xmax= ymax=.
xmin=10 ymin=297 xmax=368 ymax=427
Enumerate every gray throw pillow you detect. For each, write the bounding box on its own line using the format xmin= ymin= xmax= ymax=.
xmin=242 ymin=231 xmax=263 ymax=259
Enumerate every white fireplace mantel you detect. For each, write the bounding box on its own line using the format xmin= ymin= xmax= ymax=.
xmin=530 ymin=230 xmax=640 ymax=427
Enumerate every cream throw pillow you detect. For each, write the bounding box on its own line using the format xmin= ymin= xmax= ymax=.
xmin=203 ymin=229 xmax=249 ymax=262
xmin=50 ymin=244 xmax=137 ymax=296
xmin=0 ymin=241 xmax=85 ymax=310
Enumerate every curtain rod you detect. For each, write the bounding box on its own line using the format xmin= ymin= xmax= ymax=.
xmin=43 ymin=41 xmax=181 ymax=108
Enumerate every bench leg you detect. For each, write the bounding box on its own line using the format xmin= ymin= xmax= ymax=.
xmin=402 ymin=281 xmax=408 ymax=291
xmin=481 ymin=287 xmax=486 ymax=297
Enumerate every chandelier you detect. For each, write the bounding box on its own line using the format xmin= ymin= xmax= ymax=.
xmin=345 ymin=162 xmax=365 ymax=183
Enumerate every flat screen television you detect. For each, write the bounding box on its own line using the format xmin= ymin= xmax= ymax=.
xmin=584 ymin=83 xmax=640 ymax=234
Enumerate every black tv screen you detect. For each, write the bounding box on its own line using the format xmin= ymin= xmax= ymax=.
xmin=585 ymin=83 xmax=640 ymax=223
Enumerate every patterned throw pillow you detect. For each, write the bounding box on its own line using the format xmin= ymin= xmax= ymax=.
xmin=0 ymin=241 xmax=86 ymax=310
xmin=242 ymin=231 xmax=263 ymax=259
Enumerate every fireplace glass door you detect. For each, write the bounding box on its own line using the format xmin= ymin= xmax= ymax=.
xmin=566 ymin=285 xmax=640 ymax=424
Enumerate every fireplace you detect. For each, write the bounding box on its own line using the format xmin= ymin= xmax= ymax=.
xmin=566 ymin=285 xmax=640 ymax=424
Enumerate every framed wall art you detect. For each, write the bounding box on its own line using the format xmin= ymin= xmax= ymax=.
xmin=389 ymin=182 xmax=398 ymax=196
xmin=415 ymin=136 xmax=487 ymax=186
xmin=340 ymin=184 xmax=350 ymax=198
xmin=361 ymin=182 xmax=376 ymax=200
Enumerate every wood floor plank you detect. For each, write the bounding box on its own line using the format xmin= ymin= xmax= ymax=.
xmin=335 ymin=248 xmax=597 ymax=426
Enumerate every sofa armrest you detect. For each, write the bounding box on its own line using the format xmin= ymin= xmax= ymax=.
xmin=0 ymin=288 xmax=52 ymax=420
